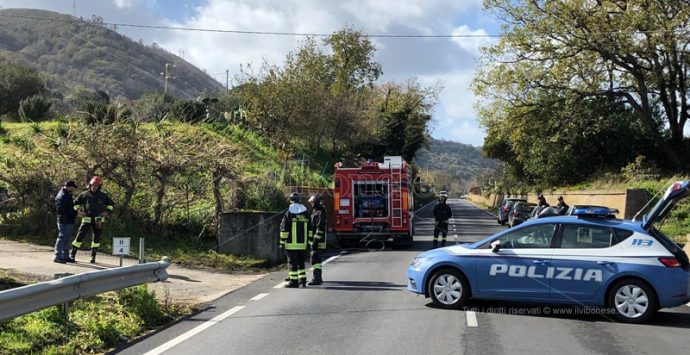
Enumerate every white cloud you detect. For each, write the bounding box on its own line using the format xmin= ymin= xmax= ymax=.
xmin=451 ymin=25 xmax=495 ymax=56
xmin=112 ymin=0 xmax=136 ymax=9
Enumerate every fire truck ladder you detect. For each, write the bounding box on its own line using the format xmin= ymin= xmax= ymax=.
xmin=390 ymin=164 xmax=403 ymax=228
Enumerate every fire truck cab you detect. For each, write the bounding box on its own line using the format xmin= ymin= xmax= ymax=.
xmin=333 ymin=156 xmax=414 ymax=247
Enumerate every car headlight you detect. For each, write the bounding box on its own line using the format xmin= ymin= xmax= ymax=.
xmin=411 ymin=257 xmax=427 ymax=268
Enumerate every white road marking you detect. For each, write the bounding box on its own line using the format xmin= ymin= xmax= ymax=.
xmin=250 ymin=293 xmax=269 ymax=301
xmin=322 ymin=254 xmax=341 ymax=265
xmin=273 ymin=282 xmax=287 ymax=288
xmin=466 ymin=311 xmax=478 ymax=327
xmin=686 ymin=302 xmax=690 ymax=307
xmin=143 ymin=306 xmax=245 ymax=355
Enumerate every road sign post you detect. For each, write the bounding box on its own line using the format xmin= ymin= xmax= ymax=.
xmin=112 ymin=237 xmax=131 ymax=267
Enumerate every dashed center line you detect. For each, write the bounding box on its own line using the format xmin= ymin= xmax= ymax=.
xmin=250 ymin=293 xmax=269 ymax=301
xmin=466 ymin=311 xmax=478 ymax=327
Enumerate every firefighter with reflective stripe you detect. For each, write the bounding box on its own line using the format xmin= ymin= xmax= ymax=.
xmin=432 ymin=193 xmax=452 ymax=249
xmin=308 ymin=194 xmax=327 ymax=286
xmin=280 ymin=193 xmax=311 ymax=288
xmin=70 ymin=176 xmax=115 ymax=263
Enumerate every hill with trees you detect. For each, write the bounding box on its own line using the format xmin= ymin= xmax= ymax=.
xmin=0 ymin=8 xmax=223 ymax=101
xmin=414 ymin=138 xmax=499 ymax=195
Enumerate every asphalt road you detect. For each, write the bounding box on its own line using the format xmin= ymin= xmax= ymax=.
xmin=114 ymin=199 xmax=690 ymax=355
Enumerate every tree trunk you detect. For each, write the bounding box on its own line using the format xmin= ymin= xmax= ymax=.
xmin=212 ymin=168 xmax=224 ymax=219
xmin=153 ymin=173 xmax=167 ymax=236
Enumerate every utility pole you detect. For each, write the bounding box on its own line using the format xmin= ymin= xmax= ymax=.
xmin=161 ymin=63 xmax=175 ymax=94
xmin=225 ymin=69 xmax=229 ymax=93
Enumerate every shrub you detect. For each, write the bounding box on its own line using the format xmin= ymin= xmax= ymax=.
xmin=18 ymin=95 xmax=52 ymax=122
xmin=118 ymin=285 xmax=168 ymax=326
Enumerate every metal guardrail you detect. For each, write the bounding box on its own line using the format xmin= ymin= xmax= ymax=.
xmin=0 ymin=257 xmax=171 ymax=322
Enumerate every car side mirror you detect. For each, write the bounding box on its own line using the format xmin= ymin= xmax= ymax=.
xmin=491 ymin=240 xmax=501 ymax=253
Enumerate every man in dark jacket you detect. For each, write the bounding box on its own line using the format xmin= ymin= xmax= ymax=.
xmin=280 ymin=193 xmax=311 ymax=288
xmin=70 ymin=176 xmax=115 ymax=263
xmin=308 ymin=194 xmax=327 ymax=286
xmin=432 ymin=195 xmax=453 ymax=248
xmin=54 ymin=180 xmax=78 ymax=263
xmin=556 ymin=196 xmax=569 ymax=215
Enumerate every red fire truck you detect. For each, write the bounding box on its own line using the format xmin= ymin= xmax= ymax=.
xmin=333 ymin=156 xmax=414 ymax=247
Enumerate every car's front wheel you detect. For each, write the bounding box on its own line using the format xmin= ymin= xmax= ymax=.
xmin=428 ymin=268 xmax=469 ymax=309
xmin=607 ymin=278 xmax=658 ymax=324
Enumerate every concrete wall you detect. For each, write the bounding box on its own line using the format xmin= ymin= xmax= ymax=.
xmin=468 ymin=188 xmax=651 ymax=219
xmin=217 ymin=211 xmax=284 ymax=264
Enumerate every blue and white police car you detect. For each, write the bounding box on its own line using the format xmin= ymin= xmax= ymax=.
xmin=407 ymin=181 xmax=690 ymax=323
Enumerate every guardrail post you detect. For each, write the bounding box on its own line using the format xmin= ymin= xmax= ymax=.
xmin=139 ymin=238 xmax=145 ymax=264
xmin=53 ymin=273 xmax=72 ymax=316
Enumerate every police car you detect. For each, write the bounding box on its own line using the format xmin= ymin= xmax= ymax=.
xmin=407 ymin=181 xmax=690 ymax=323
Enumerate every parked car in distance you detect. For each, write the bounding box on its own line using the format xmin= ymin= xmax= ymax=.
xmin=566 ymin=205 xmax=619 ymax=218
xmin=529 ymin=205 xmax=561 ymax=220
xmin=497 ymin=198 xmax=527 ymax=225
xmin=508 ymin=202 xmax=537 ymax=227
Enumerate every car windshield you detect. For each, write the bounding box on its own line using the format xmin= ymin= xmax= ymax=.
xmin=515 ymin=203 xmax=534 ymax=212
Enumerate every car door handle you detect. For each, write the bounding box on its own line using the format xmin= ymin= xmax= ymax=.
xmin=597 ymin=261 xmax=615 ymax=265
xmin=533 ymin=260 xmax=550 ymax=265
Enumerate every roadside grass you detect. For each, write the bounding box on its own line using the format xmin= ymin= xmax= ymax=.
xmin=0 ymin=272 xmax=189 ymax=355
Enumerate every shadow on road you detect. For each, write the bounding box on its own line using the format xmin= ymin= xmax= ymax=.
xmin=316 ymin=280 xmax=405 ymax=292
xmin=424 ymin=299 xmax=690 ymax=328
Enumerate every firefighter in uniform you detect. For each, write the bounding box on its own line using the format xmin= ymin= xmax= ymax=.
xmin=70 ymin=176 xmax=115 ymax=263
xmin=308 ymin=194 xmax=327 ymax=286
xmin=432 ymin=193 xmax=452 ymax=249
xmin=280 ymin=193 xmax=311 ymax=288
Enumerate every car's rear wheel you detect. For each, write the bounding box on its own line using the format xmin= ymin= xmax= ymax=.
xmin=428 ymin=268 xmax=469 ymax=309
xmin=607 ymin=278 xmax=658 ymax=324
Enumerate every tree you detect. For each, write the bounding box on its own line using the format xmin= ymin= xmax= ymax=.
xmin=0 ymin=62 xmax=45 ymax=119
xmin=476 ymin=0 xmax=690 ymax=170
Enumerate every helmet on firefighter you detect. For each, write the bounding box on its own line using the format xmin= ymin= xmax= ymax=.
xmin=308 ymin=194 xmax=322 ymax=206
xmin=289 ymin=192 xmax=300 ymax=203
xmin=89 ymin=176 xmax=102 ymax=187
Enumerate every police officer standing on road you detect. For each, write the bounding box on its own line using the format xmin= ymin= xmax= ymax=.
xmin=70 ymin=176 xmax=115 ymax=263
xmin=280 ymin=193 xmax=311 ymax=288
xmin=308 ymin=194 xmax=327 ymax=286
xmin=432 ymin=193 xmax=452 ymax=249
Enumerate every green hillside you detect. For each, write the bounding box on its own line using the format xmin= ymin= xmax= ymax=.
xmin=414 ymin=138 xmax=500 ymax=193
xmin=0 ymin=8 xmax=223 ymax=100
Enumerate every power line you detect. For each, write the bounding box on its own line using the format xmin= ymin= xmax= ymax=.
xmin=5 ymin=13 xmax=690 ymax=39
xmin=4 ymin=13 xmax=500 ymax=38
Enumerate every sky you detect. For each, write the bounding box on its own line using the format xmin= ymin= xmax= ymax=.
xmin=0 ymin=0 xmax=501 ymax=146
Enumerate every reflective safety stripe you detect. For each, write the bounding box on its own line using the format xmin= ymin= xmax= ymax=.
xmin=318 ymin=243 xmax=327 ymax=250
xmin=73 ymin=205 xmax=81 ymax=211
xmin=286 ymin=216 xmax=308 ymax=250
xmin=313 ymin=263 xmax=322 ymax=270
xmin=289 ymin=271 xmax=298 ymax=280
xmin=91 ymin=242 xmax=100 ymax=248
xmin=106 ymin=205 xmax=114 ymax=211
xmin=81 ymin=217 xmax=92 ymax=224
xmin=72 ymin=240 xmax=82 ymax=247
xmin=298 ymin=269 xmax=306 ymax=280
xmin=433 ymin=237 xmax=439 ymax=241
